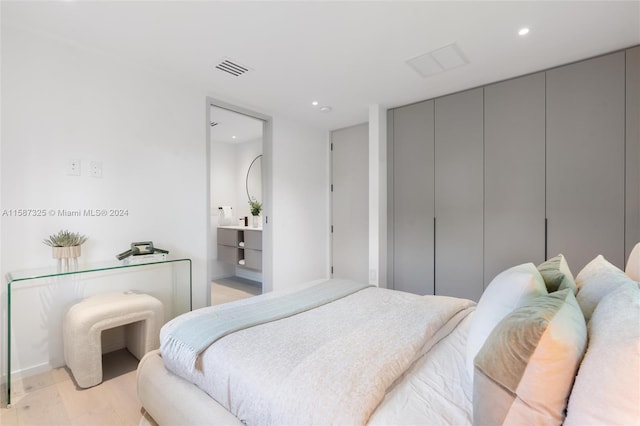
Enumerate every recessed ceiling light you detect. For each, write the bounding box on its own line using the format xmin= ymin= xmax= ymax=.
xmin=232 ymin=135 xmax=236 ymax=139
xmin=518 ymin=27 xmax=530 ymax=36
xmin=312 ymin=101 xmax=319 ymax=106
xmin=319 ymin=106 xmax=332 ymax=113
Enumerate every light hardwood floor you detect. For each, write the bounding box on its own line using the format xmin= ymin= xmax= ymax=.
xmin=1 ymin=278 xmax=260 ymax=425
xmin=1 ymin=349 xmax=142 ymax=426
xmin=211 ymin=276 xmax=261 ymax=305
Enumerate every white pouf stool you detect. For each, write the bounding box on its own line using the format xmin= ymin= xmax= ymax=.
xmin=63 ymin=291 xmax=164 ymax=388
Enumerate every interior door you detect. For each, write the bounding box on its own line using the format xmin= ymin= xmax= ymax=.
xmin=331 ymin=123 xmax=369 ymax=284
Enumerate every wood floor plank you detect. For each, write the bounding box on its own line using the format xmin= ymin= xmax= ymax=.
xmin=57 ymin=378 xmax=112 ymax=421
xmin=0 ymin=401 xmax=18 ymax=425
xmin=211 ymin=277 xmax=261 ymax=305
xmin=14 ymin=385 xmax=70 ymax=425
xmin=69 ymin=404 xmax=125 ymax=426
xmin=102 ymin=373 xmax=142 ymax=425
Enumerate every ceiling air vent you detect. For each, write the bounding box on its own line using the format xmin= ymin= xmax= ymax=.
xmin=406 ymin=43 xmax=469 ymax=78
xmin=215 ymin=58 xmax=250 ymax=77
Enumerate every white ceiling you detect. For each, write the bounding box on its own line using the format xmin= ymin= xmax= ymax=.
xmin=3 ymin=1 xmax=639 ymax=131
xmin=210 ymin=106 xmax=263 ymax=144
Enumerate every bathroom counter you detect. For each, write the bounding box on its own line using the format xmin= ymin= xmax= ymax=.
xmin=218 ymin=225 xmax=263 ymax=231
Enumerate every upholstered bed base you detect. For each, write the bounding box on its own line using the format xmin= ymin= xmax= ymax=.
xmin=136 ymin=350 xmax=243 ymax=426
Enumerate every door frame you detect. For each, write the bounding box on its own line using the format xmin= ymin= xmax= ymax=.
xmin=205 ymin=97 xmax=273 ymax=304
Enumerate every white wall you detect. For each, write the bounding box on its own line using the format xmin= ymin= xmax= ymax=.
xmin=1 ymin=25 xmax=330 ymax=377
xmin=1 ymin=25 xmax=208 ymax=277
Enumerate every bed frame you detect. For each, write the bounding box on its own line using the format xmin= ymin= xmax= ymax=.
xmin=137 ymin=350 xmax=243 ymax=426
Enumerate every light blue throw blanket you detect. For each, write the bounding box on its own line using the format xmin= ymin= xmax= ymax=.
xmin=161 ymin=279 xmax=371 ymax=371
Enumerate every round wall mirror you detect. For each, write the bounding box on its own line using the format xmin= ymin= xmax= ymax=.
xmin=246 ymin=154 xmax=262 ymax=203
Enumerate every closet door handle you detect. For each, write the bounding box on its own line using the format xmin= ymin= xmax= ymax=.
xmin=433 ymin=217 xmax=436 ymax=295
xmin=545 ymin=218 xmax=548 ymax=261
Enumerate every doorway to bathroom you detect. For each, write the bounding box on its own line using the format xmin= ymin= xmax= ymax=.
xmin=206 ymin=99 xmax=272 ymax=305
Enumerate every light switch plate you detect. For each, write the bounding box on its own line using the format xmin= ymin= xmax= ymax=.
xmin=67 ymin=159 xmax=81 ymax=176
xmin=90 ymin=161 xmax=103 ymax=178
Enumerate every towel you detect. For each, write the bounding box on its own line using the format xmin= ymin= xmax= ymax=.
xmin=219 ymin=206 xmax=234 ymax=225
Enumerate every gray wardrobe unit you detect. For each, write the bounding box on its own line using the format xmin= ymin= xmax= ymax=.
xmin=388 ymin=47 xmax=639 ymax=301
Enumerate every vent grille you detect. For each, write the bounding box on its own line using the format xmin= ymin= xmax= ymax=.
xmin=406 ymin=43 xmax=468 ymax=78
xmin=215 ymin=58 xmax=250 ymax=77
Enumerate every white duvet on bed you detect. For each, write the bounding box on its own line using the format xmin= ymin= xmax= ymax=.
xmin=160 ymin=284 xmax=474 ymax=425
xmin=369 ymin=311 xmax=475 ymax=425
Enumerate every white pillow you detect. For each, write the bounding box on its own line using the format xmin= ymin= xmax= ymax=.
xmin=474 ymin=289 xmax=587 ymax=425
xmin=537 ymin=253 xmax=577 ymax=294
xmin=466 ymin=263 xmax=547 ymax=380
xmin=575 ymin=255 xmax=636 ymax=321
xmin=564 ymin=283 xmax=640 ymax=425
xmin=626 ymin=242 xmax=640 ymax=281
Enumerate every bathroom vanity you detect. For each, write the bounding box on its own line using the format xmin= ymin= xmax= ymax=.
xmin=217 ymin=226 xmax=262 ymax=271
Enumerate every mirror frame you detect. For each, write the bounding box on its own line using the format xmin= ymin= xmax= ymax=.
xmin=246 ymin=154 xmax=263 ymax=202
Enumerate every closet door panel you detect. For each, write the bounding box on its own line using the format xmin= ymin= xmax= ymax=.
xmin=546 ymin=52 xmax=625 ymax=271
xmin=391 ymin=100 xmax=435 ymax=295
xmin=626 ymin=46 xmax=640 ymax=260
xmin=435 ymin=88 xmax=484 ymax=301
xmin=484 ymin=73 xmax=546 ymax=286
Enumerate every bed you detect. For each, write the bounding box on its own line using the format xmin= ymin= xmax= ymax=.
xmin=137 ymin=246 xmax=640 ymax=425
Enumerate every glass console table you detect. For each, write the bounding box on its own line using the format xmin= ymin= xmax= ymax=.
xmin=4 ymin=258 xmax=192 ymax=406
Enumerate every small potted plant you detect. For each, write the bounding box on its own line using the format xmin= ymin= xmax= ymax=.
xmin=43 ymin=230 xmax=87 ymax=271
xmin=249 ymin=200 xmax=262 ymax=228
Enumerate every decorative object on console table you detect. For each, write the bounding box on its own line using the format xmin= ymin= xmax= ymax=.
xmin=116 ymin=241 xmax=169 ymax=263
xmin=43 ymin=229 xmax=87 ymax=272
xmin=123 ymin=252 xmax=168 ymax=265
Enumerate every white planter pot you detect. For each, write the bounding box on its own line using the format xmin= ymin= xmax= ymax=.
xmin=52 ymin=245 xmax=82 ymax=272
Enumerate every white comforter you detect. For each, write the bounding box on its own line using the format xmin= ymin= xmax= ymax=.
xmin=369 ymin=310 xmax=475 ymax=425
xmin=161 ymin=285 xmax=474 ymax=425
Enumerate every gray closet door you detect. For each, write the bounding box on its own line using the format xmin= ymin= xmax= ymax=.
xmin=390 ymin=100 xmax=435 ymax=295
xmin=435 ymin=88 xmax=484 ymax=301
xmin=546 ymin=51 xmax=626 ymax=271
xmin=626 ymin=46 xmax=640 ymax=260
xmin=484 ymin=73 xmax=546 ymax=286
xmin=331 ymin=123 xmax=369 ymax=284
